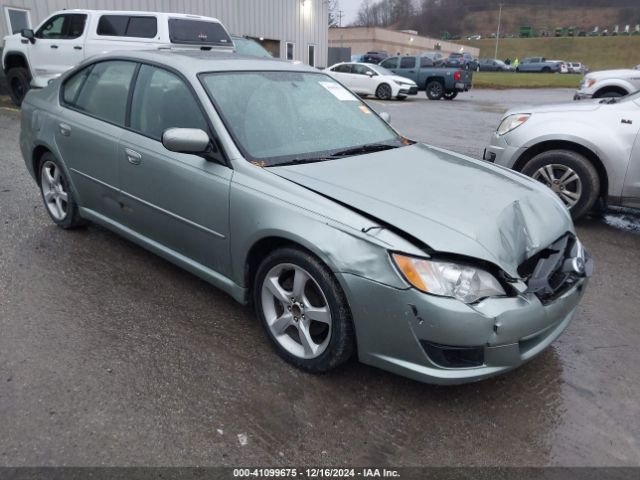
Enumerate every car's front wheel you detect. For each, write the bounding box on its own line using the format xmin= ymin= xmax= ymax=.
xmin=522 ymin=149 xmax=600 ymax=220
xmin=39 ymin=153 xmax=84 ymax=228
xmin=254 ymin=247 xmax=354 ymax=373
xmin=375 ymin=83 xmax=392 ymax=100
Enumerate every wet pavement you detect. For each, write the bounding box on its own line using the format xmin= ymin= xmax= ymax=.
xmin=0 ymin=90 xmax=639 ymax=467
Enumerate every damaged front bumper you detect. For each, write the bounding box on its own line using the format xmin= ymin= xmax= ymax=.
xmin=337 ymin=272 xmax=588 ymax=385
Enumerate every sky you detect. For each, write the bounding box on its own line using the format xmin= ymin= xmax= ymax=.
xmin=336 ymin=0 xmax=362 ymax=26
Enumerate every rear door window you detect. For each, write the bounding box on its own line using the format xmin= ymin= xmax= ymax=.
xmin=168 ymin=18 xmax=232 ymax=46
xmin=70 ymin=61 xmax=138 ymax=126
xmin=333 ymin=64 xmax=352 ymax=73
xmin=97 ymin=15 xmax=158 ymax=38
xmin=400 ymin=57 xmax=416 ymax=69
xmin=420 ymin=57 xmax=433 ymax=67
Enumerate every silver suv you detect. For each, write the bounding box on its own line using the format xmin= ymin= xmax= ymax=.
xmin=484 ymin=94 xmax=640 ymax=219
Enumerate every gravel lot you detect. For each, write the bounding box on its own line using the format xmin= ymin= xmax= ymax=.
xmin=0 ymin=89 xmax=639 ymax=468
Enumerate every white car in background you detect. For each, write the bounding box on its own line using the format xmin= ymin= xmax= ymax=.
xmin=324 ymin=62 xmax=418 ymax=100
xmin=574 ymin=68 xmax=640 ymax=99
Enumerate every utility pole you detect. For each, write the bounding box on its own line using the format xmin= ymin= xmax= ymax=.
xmin=494 ymin=3 xmax=504 ymax=59
xmin=337 ymin=10 xmax=344 ymax=27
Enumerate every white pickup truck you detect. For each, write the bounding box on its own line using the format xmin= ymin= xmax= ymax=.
xmin=574 ymin=68 xmax=640 ymax=100
xmin=2 ymin=9 xmax=234 ymax=105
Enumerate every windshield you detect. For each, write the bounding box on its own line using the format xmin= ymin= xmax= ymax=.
xmin=201 ymin=71 xmax=403 ymax=166
xmin=369 ymin=65 xmax=395 ymax=76
xmin=232 ymin=37 xmax=272 ymax=58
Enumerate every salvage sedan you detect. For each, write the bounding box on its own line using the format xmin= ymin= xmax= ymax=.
xmin=20 ymin=51 xmax=591 ymax=384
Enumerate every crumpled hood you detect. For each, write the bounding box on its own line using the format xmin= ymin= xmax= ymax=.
xmin=272 ymin=143 xmax=573 ymax=278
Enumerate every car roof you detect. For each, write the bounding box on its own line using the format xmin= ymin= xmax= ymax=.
xmin=51 ymin=9 xmax=223 ymax=22
xmin=85 ymin=49 xmax=312 ymax=75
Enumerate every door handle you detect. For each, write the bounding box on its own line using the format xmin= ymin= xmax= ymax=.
xmin=125 ymin=148 xmax=142 ymax=165
xmin=51 ymin=45 xmax=58 ymax=49
xmin=74 ymin=46 xmax=82 ymax=50
xmin=58 ymin=123 xmax=71 ymax=136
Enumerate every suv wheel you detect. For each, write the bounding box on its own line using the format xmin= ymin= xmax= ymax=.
xmin=254 ymin=247 xmax=354 ymax=373
xmin=522 ymin=149 xmax=600 ymax=220
xmin=425 ymin=80 xmax=444 ymax=100
xmin=7 ymin=67 xmax=31 ymax=106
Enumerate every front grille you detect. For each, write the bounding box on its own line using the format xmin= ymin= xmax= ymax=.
xmin=518 ymin=234 xmax=582 ymax=304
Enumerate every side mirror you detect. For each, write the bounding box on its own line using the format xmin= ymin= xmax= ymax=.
xmin=21 ymin=29 xmax=35 ymax=43
xmin=162 ymin=128 xmax=210 ymax=154
xmin=379 ymin=112 xmax=391 ymax=123
xmin=366 ymin=71 xmax=375 ymax=77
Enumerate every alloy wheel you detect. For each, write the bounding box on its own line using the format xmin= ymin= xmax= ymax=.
xmin=261 ymin=263 xmax=332 ymax=359
xmin=532 ymin=163 xmax=582 ymax=209
xmin=40 ymin=160 xmax=69 ymax=221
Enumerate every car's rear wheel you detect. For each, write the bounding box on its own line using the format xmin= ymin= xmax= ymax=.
xmin=522 ymin=149 xmax=600 ymax=220
xmin=7 ymin=67 xmax=31 ymax=107
xmin=38 ymin=153 xmax=84 ymax=229
xmin=425 ymin=80 xmax=444 ymax=100
xmin=443 ymin=91 xmax=458 ymax=100
xmin=254 ymin=247 xmax=354 ymax=373
xmin=542 ymin=66 xmax=551 ymax=73
xmin=375 ymin=83 xmax=392 ymax=100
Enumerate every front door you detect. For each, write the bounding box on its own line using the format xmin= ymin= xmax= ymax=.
xmin=622 ymin=100 xmax=640 ymax=208
xmin=396 ymin=56 xmax=418 ymax=83
xmin=28 ymin=13 xmax=87 ymax=84
xmin=118 ymin=64 xmax=231 ymax=273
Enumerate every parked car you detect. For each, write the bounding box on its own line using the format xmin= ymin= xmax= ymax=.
xmin=484 ymin=92 xmax=640 ymax=219
xmin=478 ymin=58 xmax=513 ymax=72
xmin=231 ymin=35 xmax=272 ymax=58
xmin=568 ymin=62 xmax=587 ymax=74
xmin=351 ymin=54 xmax=365 ymax=62
xmin=362 ymin=51 xmax=389 ymax=64
xmin=516 ymin=57 xmax=561 ymax=73
xmin=444 ymin=52 xmax=479 ymax=71
xmin=549 ymin=60 xmax=569 ymax=73
xmin=325 ymin=62 xmax=417 ymax=100
xmin=421 ymin=52 xmax=445 ymax=65
xmin=574 ymin=68 xmax=640 ymax=99
xmin=379 ymin=55 xmax=473 ymax=100
xmin=2 ymin=9 xmax=233 ymax=105
xmin=20 ymin=50 xmax=591 ymax=384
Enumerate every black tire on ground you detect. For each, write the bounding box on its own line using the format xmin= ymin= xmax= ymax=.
xmin=542 ymin=67 xmax=551 ymax=73
xmin=515 ymin=67 xmax=520 ymax=72
xmin=425 ymin=80 xmax=444 ymax=100
xmin=38 ymin=152 xmax=85 ymax=229
xmin=375 ymin=83 xmax=392 ymax=100
xmin=521 ymin=149 xmax=600 ymax=220
xmin=593 ymin=88 xmax=626 ymax=99
xmin=396 ymin=95 xmax=407 ymax=100
xmin=443 ymin=91 xmax=458 ymax=100
xmin=253 ymin=247 xmax=355 ymax=373
xmin=7 ymin=67 xmax=31 ymax=106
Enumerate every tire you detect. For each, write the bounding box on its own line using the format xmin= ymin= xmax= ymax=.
xmin=375 ymin=83 xmax=392 ymax=100
xmin=521 ymin=149 xmax=600 ymax=220
xmin=516 ymin=67 xmax=520 ymax=72
xmin=425 ymin=80 xmax=444 ymax=100
xmin=253 ymin=247 xmax=355 ymax=373
xmin=38 ymin=152 xmax=84 ymax=229
xmin=593 ymin=88 xmax=626 ymax=99
xmin=443 ymin=91 xmax=458 ymax=100
xmin=396 ymin=95 xmax=407 ymax=101
xmin=7 ymin=67 xmax=31 ymax=107
xmin=542 ymin=67 xmax=551 ymax=73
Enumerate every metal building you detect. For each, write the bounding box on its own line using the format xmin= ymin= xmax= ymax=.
xmin=1 ymin=0 xmax=329 ymax=67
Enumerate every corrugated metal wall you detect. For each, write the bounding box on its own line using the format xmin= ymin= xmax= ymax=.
xmin=1 ymin=0 xmax=329 ymax=66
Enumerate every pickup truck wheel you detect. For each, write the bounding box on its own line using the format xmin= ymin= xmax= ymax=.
xmin=375 ymin=83 xmax=392 ymax=100
xmin=542 ymin=67 xmax=551 ymax=73
xmin=7 ymin=67 xmax=31 ymax=106
xmin=443 ymin=91 xmax=458 ymax=100
xmin=425 ymin=81 xmax=444 ymax=100
xmin=522 ymin=149 xmax=600 ymax=220
xmin=593 ymin=88 xmax=625 ymax=98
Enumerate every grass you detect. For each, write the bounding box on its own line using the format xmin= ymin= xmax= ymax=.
xmin=472 ymin=72 xmax=581 ymax=89
xmin=466 ymin=36 xmax=640 ymax=72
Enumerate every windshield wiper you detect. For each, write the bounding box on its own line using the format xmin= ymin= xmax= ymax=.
xmin=328 ymin=143 xmax=401 ymax=158
xmin=272 ymin=157 xmax=334 ymax=167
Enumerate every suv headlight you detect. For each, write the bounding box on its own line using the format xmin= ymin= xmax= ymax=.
xmin=392 ymin=254 xmax=506 ymax=304
xmin=497 ymin=113 xmax=530 ymax=135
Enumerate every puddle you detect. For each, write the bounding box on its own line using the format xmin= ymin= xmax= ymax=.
xmin=601 ymin=207 xmax=640 ymax=233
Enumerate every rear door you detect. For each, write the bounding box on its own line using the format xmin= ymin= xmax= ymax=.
xmin=56 ymin=60 xmax=137 ymax=220
xmin=396 ymin=56 xmax=418 ymax=83
xmin=329 ymin=63 xmax=355 ymax=89
xmin=118 ymin=64 xmax=232 ymax=272
xmin=28 ymin=13 xmax=87 ymax=83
